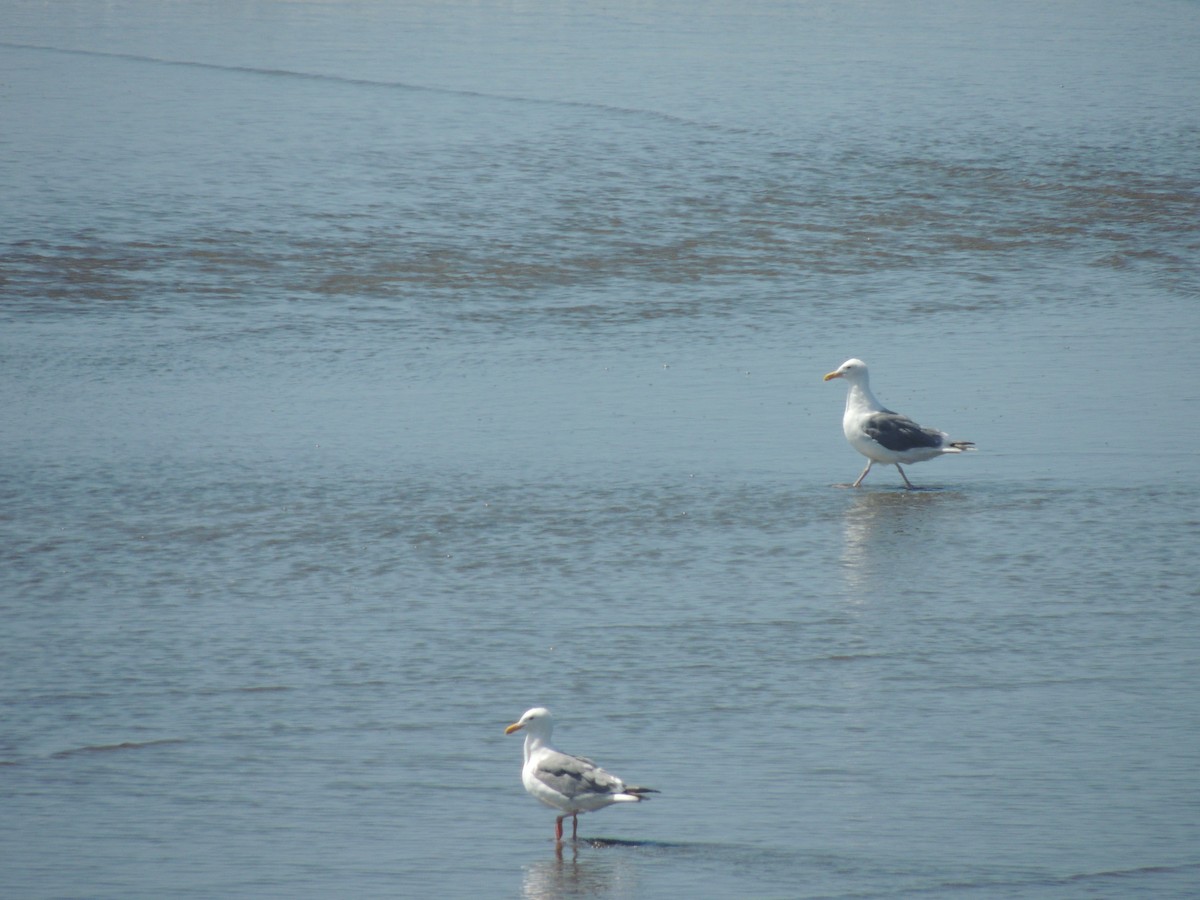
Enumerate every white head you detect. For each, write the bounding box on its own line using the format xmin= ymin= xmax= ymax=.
xmin=823 ymin=358 xmax=869 ymax=384
xmin=505 ymin=706 xmax=553 ymax=739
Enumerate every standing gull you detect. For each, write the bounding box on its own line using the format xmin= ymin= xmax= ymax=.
xmin=824 ymin=358 xmax=975 ymax=489
xmin=505 ymin=707 xmax=658 ymax=842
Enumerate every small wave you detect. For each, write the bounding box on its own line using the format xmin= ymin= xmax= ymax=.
xmin=936 ymin=861 xmax=1200 ymax=895
xmin=1063 ymin=862 xmax=1200 ymax=884
xmin=50 ymin=738 xmax=186 ymax=759
xmin=0 ymin=41 xmax=740 ymax=137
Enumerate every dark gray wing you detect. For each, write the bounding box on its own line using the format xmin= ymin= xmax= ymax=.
xmin=863 ymin=411 xmax=944 ymax=452
xmin=533 ymin=751 xmax=628 ymax=800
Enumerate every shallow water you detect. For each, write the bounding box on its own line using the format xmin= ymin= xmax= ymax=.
xmin=3 ymin=1 xmax=1199 ymax=897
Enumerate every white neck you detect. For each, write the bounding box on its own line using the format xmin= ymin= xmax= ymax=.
xmin=845 ymin=379 xmax=884 ymax=414
xmin=523 ymin=732 xmax=547 ymax=765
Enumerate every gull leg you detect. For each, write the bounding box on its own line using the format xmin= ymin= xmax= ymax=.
xmin=555 ymin=816 xmax=564 ymax=842
xmin=851 ymin=460 xmax=873 ymax=487
xmin=895 ymin=464 xmax=916 ymax=489
xmin=571 ymin=814 xmax=579 ymax=841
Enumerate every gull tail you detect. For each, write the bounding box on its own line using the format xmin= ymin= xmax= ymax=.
xmin=621 ymin=786 xmax=659 ymax=801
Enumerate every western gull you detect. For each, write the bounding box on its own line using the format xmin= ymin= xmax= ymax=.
xmin=505 ymin=707 xmax=658 ymax=842
xmin=824 ymin=358 xmax=975 ymax=489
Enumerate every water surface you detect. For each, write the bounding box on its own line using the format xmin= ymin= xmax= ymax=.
xmin=2 ymin=1 xmax=1199 ymax=897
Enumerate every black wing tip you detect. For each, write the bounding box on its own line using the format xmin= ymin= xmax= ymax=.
xmin=949 ymin=440 xmax=976 ymax=450
xmin=627 ymin=786 xmax=660 ymax=797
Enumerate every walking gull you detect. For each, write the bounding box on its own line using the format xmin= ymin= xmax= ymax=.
xmin=505 ymin=707 xmax=658 ymax=842
xmin=824 ymin=358 xmax=975 ymax=489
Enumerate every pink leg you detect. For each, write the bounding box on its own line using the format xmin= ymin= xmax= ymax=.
xmin=555 ymin=816 xmax=564 ymax=842
xmin=572 ymin=814 xmax=579 ymax=841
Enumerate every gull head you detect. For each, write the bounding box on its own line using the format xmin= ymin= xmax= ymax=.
xmin=824 ymin=358 xmax=869 ymax=383
xmin=505 ymin=706 xmax=553 ymax=737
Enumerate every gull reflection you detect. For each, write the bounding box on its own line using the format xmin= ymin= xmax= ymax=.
xmin=521 ymin=843 xmax=635 ymax=899
xmin=840 ymin=489 xmax=961 ymax=597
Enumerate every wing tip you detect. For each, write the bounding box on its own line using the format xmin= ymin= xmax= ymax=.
xmin=625 ymin=786 xmax=660 ymax=800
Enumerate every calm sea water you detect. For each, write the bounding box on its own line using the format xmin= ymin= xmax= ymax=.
xmin=3 ymin=1 xmax=1199 ymax=897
